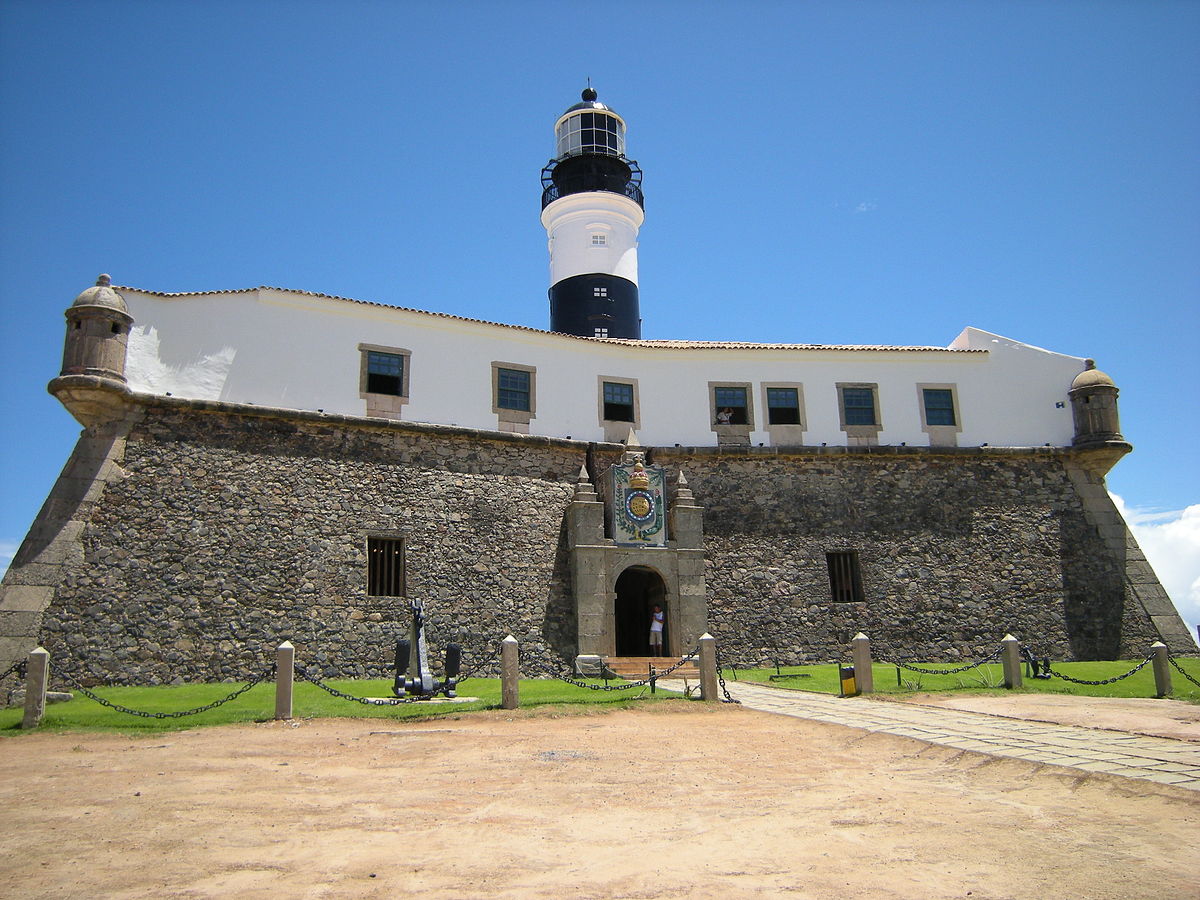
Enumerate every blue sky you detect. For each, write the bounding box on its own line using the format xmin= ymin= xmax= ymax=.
xmin=2 ymin=1 xmax=1197 ymax=638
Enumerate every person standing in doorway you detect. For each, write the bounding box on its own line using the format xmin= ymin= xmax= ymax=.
xmin=649 ymin=604 xmax=664 ymax=656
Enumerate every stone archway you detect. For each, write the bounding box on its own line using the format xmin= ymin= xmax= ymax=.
xmin=614 ymin=566 xmax=668 ymax=656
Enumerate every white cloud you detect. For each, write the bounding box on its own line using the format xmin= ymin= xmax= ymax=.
xmin=854 ymin=200 xmax=878 ymax=213
xmin=1112 ymin=495 xmax=1200 ymax=648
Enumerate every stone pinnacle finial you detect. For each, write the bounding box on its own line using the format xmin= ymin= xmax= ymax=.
xmin=673 ymin=468 xmax=697 ymax=507
xmin=574 ymin=462 xmax=598 ymax=500
xmin=625 ymin=428 xmax=641 ymax=447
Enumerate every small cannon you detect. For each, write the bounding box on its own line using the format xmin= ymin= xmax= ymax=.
xmin=393 ymin=598 xmax=462 ymax=699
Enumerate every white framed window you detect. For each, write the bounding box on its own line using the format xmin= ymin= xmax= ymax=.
xmin=594 ymin=327 xmax=609 ymax=338
xmin=760 ymin=382 xmax=807 ymax=446
xmin=593 ymin=286 xmax=608 ymax=298
xmin=492 ymin=361 xmax=536 ymax=433
xmin=591 ymin=233 xmax=607 ymax=246
xmin=836 ymin=382 xmax=882 ymax=445
xmin=358 ymin=343 xmax=411 ymax=420
xmin=916 ymin=383 xmax=963 ymax=446
xmin=598 ymin=376 xmax=641 ymax=440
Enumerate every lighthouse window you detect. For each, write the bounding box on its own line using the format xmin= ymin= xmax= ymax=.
xmin=591 ymin=233 xmax=607 ymax=246
xmin=593 ymin=286 xmax=608 ymax=298
xmin=497 ymin=367 xmax=532 ymax=412
xmin=556 ymin=111 xmax=625 ymax=158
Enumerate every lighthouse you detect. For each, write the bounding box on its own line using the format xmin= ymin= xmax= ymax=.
xmin=540 ymin=87 xmax=644 ymax=339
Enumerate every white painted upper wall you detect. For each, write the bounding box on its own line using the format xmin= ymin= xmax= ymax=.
xmin=120 ymin=287 xmax=1088 ymax=448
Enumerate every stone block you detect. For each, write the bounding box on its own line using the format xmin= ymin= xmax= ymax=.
xmin=0 ymin=585 xmax=54 ymax=612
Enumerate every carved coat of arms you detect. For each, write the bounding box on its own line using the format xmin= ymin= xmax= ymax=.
xmin=610 ymin=457 xmax=667 ymax=546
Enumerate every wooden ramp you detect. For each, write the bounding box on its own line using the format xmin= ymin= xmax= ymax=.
xmin=604 ymin=656 xmax=701 ymax=680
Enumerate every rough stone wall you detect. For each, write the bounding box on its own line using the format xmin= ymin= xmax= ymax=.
xmin=656 ymin=448 xmax=1169 ymax=666
xmin=6 ymin=397 xmax=1189 ymax=686
xmin=37 ymin=403 xmax=584 ymax=684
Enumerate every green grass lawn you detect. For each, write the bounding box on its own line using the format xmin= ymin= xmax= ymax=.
xmin=0 ymin=676 xmax=679 ymax=735
xmin=727 ymin=658 xmax=1200 ymax=703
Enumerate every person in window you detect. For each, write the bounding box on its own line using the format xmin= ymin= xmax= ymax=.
xmin=649 ymin=604 xmax=665 ymax=656
xmin=716 ymin=407 xmax=733 ymax=425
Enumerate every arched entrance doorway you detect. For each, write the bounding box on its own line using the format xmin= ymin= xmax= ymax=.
xmin=614 ymin=566 xmax=668 ymax=656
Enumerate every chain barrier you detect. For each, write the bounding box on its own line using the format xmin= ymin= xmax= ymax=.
xmin=885 ymin=645 xmax=1004 ymax=676
xmin=59 ymin=664 xmax=276 ymax=719
xmin=1044 ymin=653 xmax=1153 ymax=686
xmin=3 ymin=659 xmax=28 ymax=707
xmin=531 ymin=649 xmax=700 ymax=692
xmin=294 ymin=665 xmax=441 ymax=705
xmin=714 ymin=647 xmax=741 ymax=704
xmin=454 ymin=644 xmax=502 ymax=683
xmin=1167 ymin=655 xmax=1200 ymax=690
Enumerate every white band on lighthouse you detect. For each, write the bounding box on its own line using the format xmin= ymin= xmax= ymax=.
xmin=541 ymin=192 xmax=644 ymax=287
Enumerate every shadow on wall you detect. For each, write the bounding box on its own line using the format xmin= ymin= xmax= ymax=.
xmin=1060 ymin=510 xmax=1125 ymax=660
xmin=541 ymin=514 xmax=577 ymax=660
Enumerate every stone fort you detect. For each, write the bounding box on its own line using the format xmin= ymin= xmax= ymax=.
xmin=1 ymin=89 xmax=1193 ymax=683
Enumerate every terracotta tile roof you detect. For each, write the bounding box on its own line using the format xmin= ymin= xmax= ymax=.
xmin=114 ymin=284 xmax=984 ymax=354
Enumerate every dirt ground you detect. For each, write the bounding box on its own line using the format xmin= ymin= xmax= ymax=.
xmin=1 ymin=698 xmax=1197 ymax=900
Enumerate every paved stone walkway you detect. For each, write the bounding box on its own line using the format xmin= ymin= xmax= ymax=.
xmin=722 ymin=680 xmax=1200 ymax=791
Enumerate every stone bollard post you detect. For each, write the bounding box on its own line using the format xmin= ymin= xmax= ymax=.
xmin=1151 ymin=642 xmax=1171 ymax=698
xmin=852 ymin=633 xmax=874 ymax=694
xmin=501 ymin=635 xmax=519 ymax=710
xmin=21 ymin=647 xmax=49 ymax=730
xmin=698 ymin=633 xmax=718 ymax=701
xmin=1001 ymin=634 xmax=1022 ymax=689
xmin=275 ymin=641 xmax=295 ymax=720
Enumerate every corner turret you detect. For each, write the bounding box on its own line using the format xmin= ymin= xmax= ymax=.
xmin=1068 ymin=359 xmax=1131 ymax=476
xmin=60 ymin=274 xmax=132 ymax=382
xmin=49 ymin=274 xmax=134 ymax=426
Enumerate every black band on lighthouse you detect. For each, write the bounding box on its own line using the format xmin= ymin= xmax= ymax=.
xmin=549 ymin=273 xmax=640 ymax=339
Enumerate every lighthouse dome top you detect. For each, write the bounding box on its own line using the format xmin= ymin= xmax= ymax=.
xmin=562 ymin=86 xmax=615 ymax=115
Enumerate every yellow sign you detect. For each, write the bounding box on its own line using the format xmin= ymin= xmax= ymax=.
xmin=839 ymin=665 xmax=859 ymax=697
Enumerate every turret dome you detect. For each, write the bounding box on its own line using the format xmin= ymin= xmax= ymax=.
xmin=71 ymin=274 xmax=128 ymax=314
xmin=1071 ymin=359 xmax=1116 ymax=390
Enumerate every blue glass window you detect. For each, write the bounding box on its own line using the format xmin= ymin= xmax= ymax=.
xmin=843 ymin=388 xmax=876 ymax=426
xmin=923 ymin=389 xmax=956 ymax=426
xmin=366 ymin=351 xmax=404 ymax=396
xmin=497 ymin=368 xmax=531 ymax=411
xmin=603 ymin=382 xmax=634 ymax=421
xmin=714 ymin=387 xmax=748 ymax=425
xmin=766 ymin=387 xmax=800 ymax=425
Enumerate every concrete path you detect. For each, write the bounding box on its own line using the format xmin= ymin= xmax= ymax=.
xmin=722 ymin=680 xmax=1200 ymax=791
